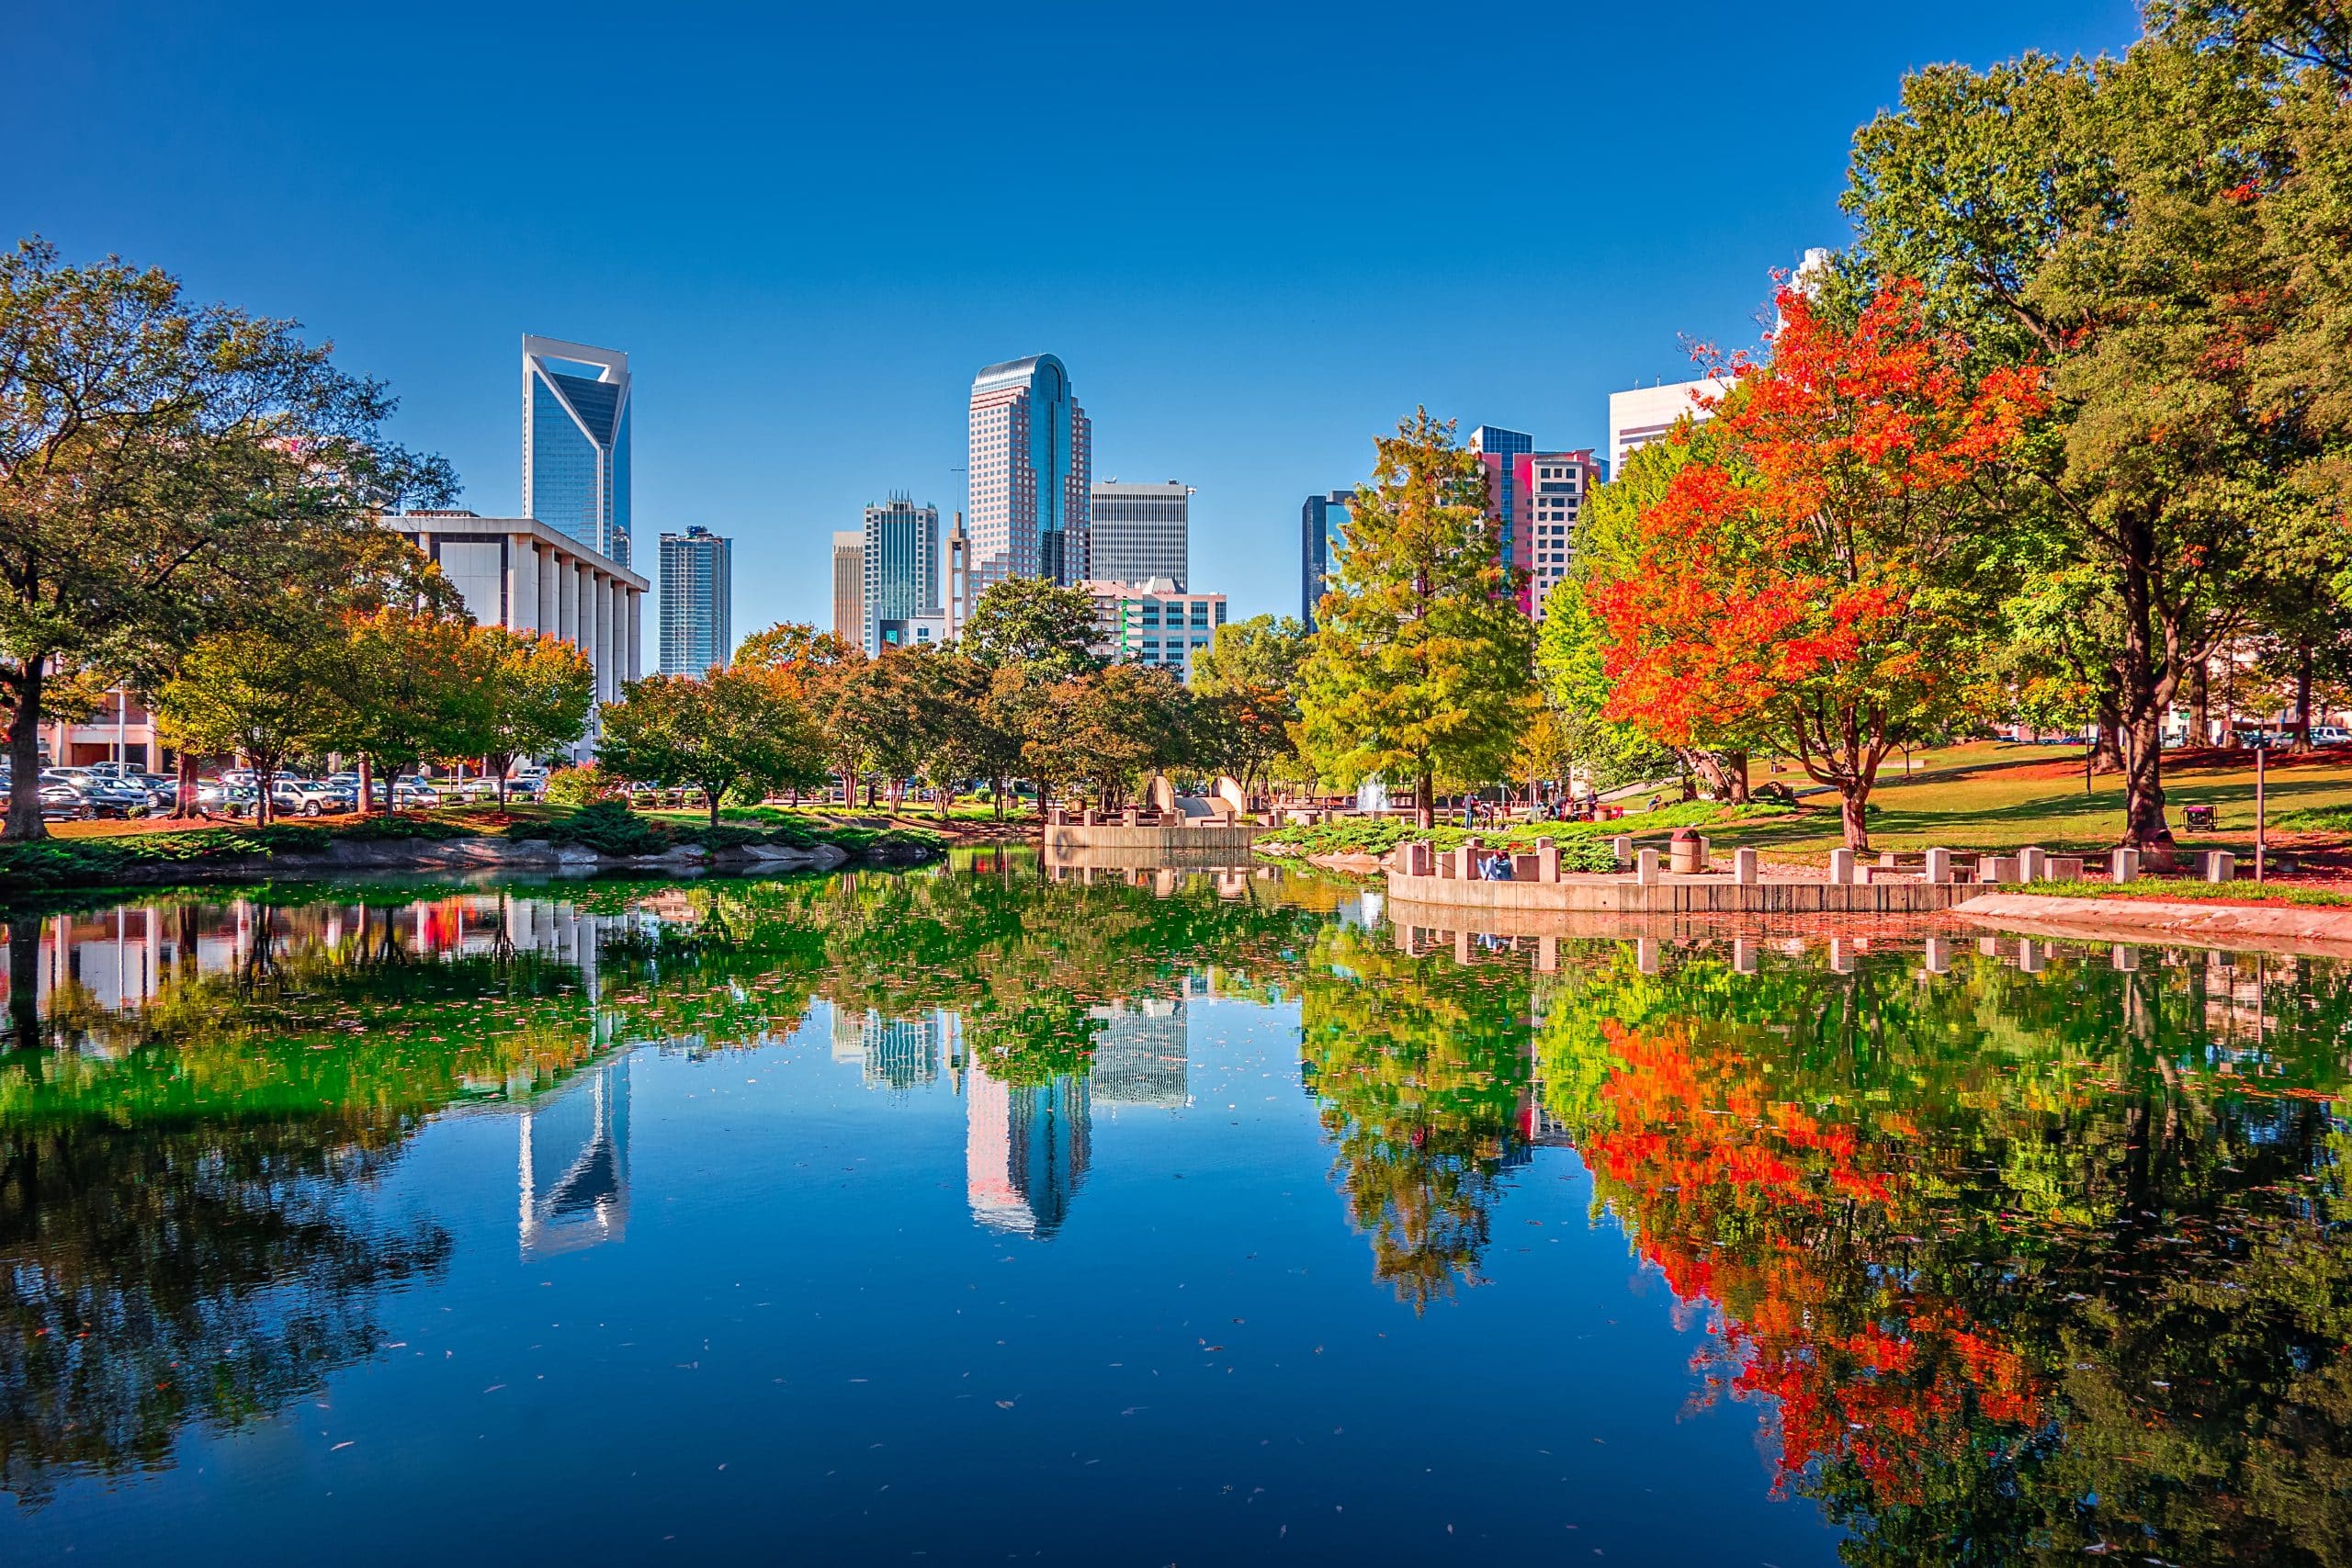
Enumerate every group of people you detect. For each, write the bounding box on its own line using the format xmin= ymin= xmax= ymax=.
xmin=1457 ymin=788 xmax=1605 ymax=829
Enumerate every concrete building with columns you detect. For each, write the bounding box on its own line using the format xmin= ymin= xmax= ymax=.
xmin=383 ymin=510 xmax=647 ymax=755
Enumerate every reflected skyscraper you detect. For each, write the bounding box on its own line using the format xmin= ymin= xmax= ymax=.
xmin=1089 ymin=996 xmax=1190 ymax=1108
xmin=966 ymin=1066 xmax=1091 ymax=1236
xmin=519 ymin=1055 xmax=631 ymax=1258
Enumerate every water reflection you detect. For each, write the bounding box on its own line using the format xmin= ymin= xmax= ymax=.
xmin=0 ymin=871 xmax=2343 ymax=1562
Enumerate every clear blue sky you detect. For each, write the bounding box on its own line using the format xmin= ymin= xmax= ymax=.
xmin=6 ymin=1 xmax=2140 ymax=630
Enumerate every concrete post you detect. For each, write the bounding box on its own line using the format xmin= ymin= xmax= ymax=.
xmin=2018 ymin=846 xmax=2046 ymax=882
xmin=1081 ymin=807 xmax=1098 ymax=828
xmin=1735 ymin=847 xmax=1759 ymax=886
xmin=1697 ymin=835 xmax=1711 ymax=870
xmin=1828 ymin=939 xmax=1852 ymax=974
xmin=2018 ymin=939 xmax=2045 ymax=973
xmin=2111 ymin=847 xmax=2140 ymax=884
xmin=1455 ymin=929 xmax=1473 ymax=965
xmin=1925 ymin=847 xmax=1951 ymax=885
xmin=1454 ymin=840 xmax=1480 ymax=882
xmin=1984 ymin=855 xmax=2019 ymax=885
xmin=1121 ymin=807 xmax=1138 ymax=827
xmin=1731 ymin=938 xmax=1758 ymax=974
xmin=1611 ymin=834 xmax=1633 ymax=865
xmin=2112 ymin=944 xmax=2138 ymax=972
xmin=1635 ymin=847 xmax=1660 ymax=886
xmin=1828 ymin=847 xmax=1855 ymax=886
xmin=1978 ymin=936 xmax=1999 ymax=957
xmin=1923 ymin=937 xmax=1951 ymax=975
xmin=1536 ymin=935 xmax=1558 ymax=974
xmin=2205 ymin=849 xmax=2236 ymax=883
xmin=1535 ymin=837 xmax=1559 ymax=883
xmin=1635 ymin=937 xmax=1659 ymax=975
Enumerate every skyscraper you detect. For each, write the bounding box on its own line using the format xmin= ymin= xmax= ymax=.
xmin=658 ymin=525 xmax=733 ymax=675
xmin=831 ymin=532 xmax=864 ymax=648
xmin=1607 ymin=378 xmax=1727 ymax=475
xmin=862 ymin=495 xmax=941 ymax=656
xmin=1515 ymin=449 xmax=1602 ymax=617
xmin=522 ymin=335 xmax=631 ymax=565
xmin=967 ymin=355 xmax=1091 ymax=589
xmin=1089 ymin=480 xmax=1189 ymax=587
xmin=1300 ymin=490 xmax=1351 ymax=628
xmin=1467 ymin=425 xmax=1535 ymax=612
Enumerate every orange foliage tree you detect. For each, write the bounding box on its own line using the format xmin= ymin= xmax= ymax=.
xmin=1587 ymin=279 xmax=2044 ymax=848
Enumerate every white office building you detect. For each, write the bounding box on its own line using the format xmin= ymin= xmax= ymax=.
xmin=1089 ymin=480 xmax=1190 ymax=588
xmin=1606 ymin=378 xmax=1729 ymax=476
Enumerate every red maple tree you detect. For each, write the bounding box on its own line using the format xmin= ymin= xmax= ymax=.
xmin=1589 ymin=279 xmax=2045 ymax=848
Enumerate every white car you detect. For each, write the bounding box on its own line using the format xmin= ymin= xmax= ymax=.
xmin=2310 ymin=726 xmax=2350 ymax=746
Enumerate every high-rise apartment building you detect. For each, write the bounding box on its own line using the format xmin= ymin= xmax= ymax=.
xmin=831 ymin=532 xmax=865 ymax=648
xmin=1517 ymin=450 xmax=1602 ymax=616
xmin=657 ymin=525 xmax=733 ymax=675
xmin=1607 ymin=378 xmax=1727 ymax=476
xmin=1467 ymin=426 xmax=1536 ymax=614
xmin=967 ymin=355 xmax=1091 ymax=589
xmin=1080 ymin=577 xmax=1227 ymax=679
xmin=522 ymin=334 xmax=632 ymax=565
xmin=1300 ymin=490 xmax=1352 ymax=628
xmin=862 ymin=495 xmax=941 ymax=656
xmin=1089 ymin=480 xmax=1189 ymax=587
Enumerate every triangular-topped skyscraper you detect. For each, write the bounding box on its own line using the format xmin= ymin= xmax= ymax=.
xmin=522 ymin=333 xmax=632 ymax=565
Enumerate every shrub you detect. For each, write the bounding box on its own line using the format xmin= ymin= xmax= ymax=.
xmin=542 ymin=764 xmax=616 ymax=808
xmin=523 ymin=799 xmax=673 ymax=856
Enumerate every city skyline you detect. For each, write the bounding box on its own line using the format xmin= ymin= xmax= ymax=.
xmin=657 ymin=525 xmax=733 ymax=675
xmin=6 ymin=2 xmax=2142 ymax=633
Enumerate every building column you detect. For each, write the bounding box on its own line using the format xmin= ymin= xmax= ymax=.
xmin=510 ymin=537 xmax=540 ymax=633
xmin=609 ymin=579 xmax=628 ymax=689
xmin=592 ymin=571 xmax=612 ymax=702
xmin=556 ymin=557 xmax=575 ymax=645
xmin=627 ymin=586 xmax=642 ymax=682
xmin=540 ymin=548 xmax=560 ymax=640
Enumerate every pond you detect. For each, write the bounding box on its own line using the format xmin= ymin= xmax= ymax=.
xmin=0 ymin=856 xmax=2346 ymax=1564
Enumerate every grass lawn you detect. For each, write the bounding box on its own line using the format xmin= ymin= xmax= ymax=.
xmin=1729 ymin=740 xmax=2352 ymax=872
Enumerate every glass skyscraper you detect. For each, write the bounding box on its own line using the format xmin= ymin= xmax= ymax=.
xmin=1300 ymin=489 xmax=1352 ymax=628
xmin=658 ymin=525 xmax=733 ymax=675
xmin=862 ymin=495 xmax=941 ymax=656
xmin=522 ymin=334 xmax=632 ymax=566
xmin=967 ymin=354 xmax=1091 ymax=589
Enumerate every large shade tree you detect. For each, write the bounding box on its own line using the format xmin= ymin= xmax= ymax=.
xmin=0 ymin=239 xmax=452 ymax=839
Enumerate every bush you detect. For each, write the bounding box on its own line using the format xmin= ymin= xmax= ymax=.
xmin=1257 ymin=801 xmax=1792 ymax=864
xmin=542 ymin=764 xmax=616 ymax=808
xmin=521 ymin=799 xmax=673 ymax=856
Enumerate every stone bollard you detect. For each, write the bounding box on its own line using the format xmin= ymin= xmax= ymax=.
xmin=1828 ymin=847 xmax=1855 ymax=886
xmin=1635 ymin=937 xmax=1659 ymax=975
xmin=1048 ymin=806 xmax=1064 ymax=827
xmin=1611 ymin=834 xmax=1634 ymax=866
xmin=2018 ymin=846 xmax=2046 ymax=882
xmin=2205 ymin=849 xmax=2236 ymax=884
xmin=1735 ymin=847 xmax=1759 ymax=886
xmin=2111 ymin=847 xmax=2140 ymax=884
xmin=1082 ymin=807 xmax=1099 ymax=827
xmin=1828 ymin=939 xmax=1853 ymax=974
xmin=1923 ymin=937 xmax=1951 ymax=975
xmin=1731 ymin=938 xmax=1758 ymax=974
xmin=2018 ymin=939 xmax=2045 ymax=974
xmin=1535 ymin=836 xmax=1560 ymax=884
xmin=1978 ymin=936 xmax=2000 ymax=957
xmin=2112 ymin=944 xmax=2139 ymax=972
xmin=1636 ymin=847 xmax=1661 ymax=886
xmin=1455 ymin=839 xmax=1481 ymax=883
xmin=1698 ymin=835 xmax=1712 ymax=869
xmin=1122 ymin=807 xmax=1138 ymax=827
xmin=1925 ymin=847 xmax=1951 ymax=885
xmin=1984 ymin=855 xmax=2020 ymax=885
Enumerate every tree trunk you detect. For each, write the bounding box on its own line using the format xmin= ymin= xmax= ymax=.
xmin=9 ymin=915 xmax=41 ymax=1052
xmin=1416 ymin=771 xmax=1432 ymax=830
xmin=357 ymin=754 xmax=377 ymax=817
xmin=1723 ymin=750 xmax=1750 ymax=805
xmin=2189 ymin=659 xmax=2209 ymax=747
xmin=2120 ymin=705 xmax=2175 ymax=865
xmin=708 ymin=790 xmax=722 ymax=829
xmin=1839 ymin=784 xmax=1871 ymax=852
xmin=174 ymin=749 xmax=199 ymax=818
xmin=4 ymin=660 xmax=48 ymax=842
xmin=2294 ymin=642 xmax=2314 ymax=750
xmin=2115 ymin=547 xmax=2177 ymax=859
xmin=2093 ymin=696 xmax=2126 ymax=773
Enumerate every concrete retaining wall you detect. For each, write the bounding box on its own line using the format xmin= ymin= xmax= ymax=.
xmin=1956 ymin=893 xmax=2352 ymax=957
xmin=1047 ymin=823 xmax=1260 ymax=854
xmin=1385 ymin=872 xmax=1968 ymax=916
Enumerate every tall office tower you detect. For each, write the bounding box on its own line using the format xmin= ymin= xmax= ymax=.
xmin=1607 ymin=378 xmax=1728 ymax=476
xmin=1089 ymin=480 xmax=1189 ymax=587
xmin=1300 ymin=490 xmax=1351 ymax=628
xmin=831 ymin=532 xmax=865 ymax=647
xmin=967 ymin=354 xmax=1091 ymax=589
xmin=1514 ymin=450 xmax=1602 ymax=618
xmin=861 ymin=495 xmax=941 ymax=656
xmin=944 ymin=512 xmax=973 ymax=642
xmin=522 ymin=335 xmax=632 ymax=566
xmin=967 ymin=1065 xmax=1091 ymax=1237
xmin=1467 ymin=425 xmax=1535 ymax=613
xmin=657 ymin=525 xmax=733 ymax=675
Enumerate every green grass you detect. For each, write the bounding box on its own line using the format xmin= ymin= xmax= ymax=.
xmin=2012 ymin=877 xmax=2352 ymax=908
xmin=0 ymin=818 xmax=472 ymax=892
xmin=1721 ymin=741 xmax=2352 ymax=864
xmin=1258 ymin=801 xmax=1792 ymax=867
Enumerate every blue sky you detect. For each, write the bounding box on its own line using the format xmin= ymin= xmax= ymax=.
xmin=7 ymin=0 xmax=2140 ymax=630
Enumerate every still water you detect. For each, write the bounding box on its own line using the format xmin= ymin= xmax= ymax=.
xmin=0 ymin=856 xmax=2346 ymax=1564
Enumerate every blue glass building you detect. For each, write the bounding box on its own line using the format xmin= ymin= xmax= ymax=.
xmin=1300 ymin=490 xmax=1352 ymax=628
xmin=967 ymin=354 xmax=1091 ymax=588
xmin=523 ymin=334 xmax=632 ymax=566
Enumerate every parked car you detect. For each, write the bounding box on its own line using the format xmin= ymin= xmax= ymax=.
xmin=43 ymin=768 xmax=151 ymax=818
xmin=2311 ymin=726 xmax=2351 ymax=746
xmin=271 ymin=777 xmax=357 ymax=817
xmin=196 ymin=779 xmax=262 ymax=817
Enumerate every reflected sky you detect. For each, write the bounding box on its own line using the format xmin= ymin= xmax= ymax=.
xmin=0 ymin=865 xmax=2346 ymax=1564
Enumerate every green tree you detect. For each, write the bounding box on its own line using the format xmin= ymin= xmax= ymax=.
xmin=467 ymin=627 xmax=595 ymax=803
xmin=596 ymin=664 xmax=827 ymax=826
xmin=323 ymin=606 xmax=485 ymax=812
xmin=961 ymin=578 xmax=1103 ymax=677
xmin=152 ymin=621 xmax=341 ymax=825
xmin=736 ymin=621 xmax=868 ymax=804
xmin=1190 ymin=614 xmax=1308 ymax=795
xmin=1024 ymin=663 xmax=1191 ymax=811
xmin=1297 ymin=411 xmax=1535 ymax=827
xmin=0 ymin=239 xmax=452 ymax=840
